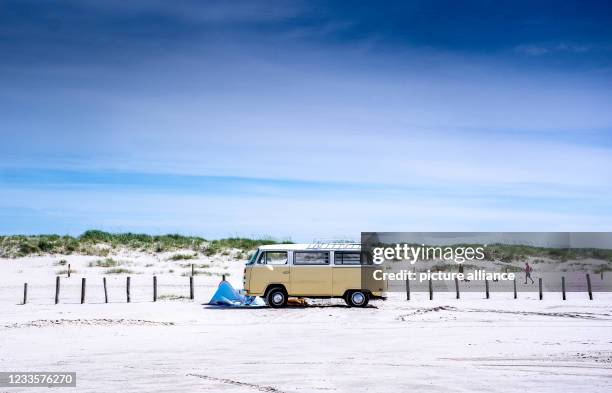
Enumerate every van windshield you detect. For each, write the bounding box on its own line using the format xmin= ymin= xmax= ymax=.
xmin=246 ymin=249 xmax=259 ymax=265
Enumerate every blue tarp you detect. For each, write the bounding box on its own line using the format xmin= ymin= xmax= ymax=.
xmin=208 ymin=281 xmax=265 ymax=307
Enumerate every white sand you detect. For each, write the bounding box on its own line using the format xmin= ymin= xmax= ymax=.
xmin=1 ymin=253 xmax=611 ymax=392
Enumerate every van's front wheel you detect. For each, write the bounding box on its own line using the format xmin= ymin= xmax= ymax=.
xmin=266 ymin=287 xmax=288 ymax=308
xmin=345 ymin=291 xmax=369 ymax=307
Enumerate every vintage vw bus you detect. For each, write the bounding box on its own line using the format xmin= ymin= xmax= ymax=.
xmin=243 ymin=243 xmax=387 ymax=307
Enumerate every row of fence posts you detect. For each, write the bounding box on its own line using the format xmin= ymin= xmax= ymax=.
xmin=21 ymin=264 xmax=227 ymax=305
xmin=406 ymin=273 xmax=596 ymax=301
xmin=19 ymin=266 xmax=598 ymax=304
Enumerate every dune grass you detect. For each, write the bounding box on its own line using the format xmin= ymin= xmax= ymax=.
xmin=157 ymin=294 xmax=189 ymax=300
xmin=181 ymin=270 xmax=212 ymax=276
xmin=389 ymin=242 xmax=612 ymax=264
xmin=482 ymin=244 xmax=612 ymax=263
xmin=179 ymin=263 xmax=210 ymax=269
xmin=429 ymin=263 xmax=479 ymax=272
xmin=0 ymin=230 xmax=290 ymax=258
xmin=168 ymin=253 xmax=198 ymax=261
xmin=203 ymin=237 xmax=289 ymax=256
xmin=104 ymin=267 xmax=134 ymax=274
xmin=56 ymin=268 xmax=76 ymax=275
xmin=593 ymin=264 xmax=612 ymax=274
xmin=181 ymin=270 xmax=230 ymax=277
xmin=89 ymin=257 xmax=120 ymax=267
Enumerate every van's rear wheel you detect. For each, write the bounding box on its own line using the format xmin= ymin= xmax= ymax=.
xmin=345 ymin=291 xmax=369 ymax=307
xmin=266 ymin=287 xmax=287 ymax=308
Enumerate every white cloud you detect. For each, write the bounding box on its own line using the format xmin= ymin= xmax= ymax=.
xmin=514 ymin=42 xmax=603 ymax=56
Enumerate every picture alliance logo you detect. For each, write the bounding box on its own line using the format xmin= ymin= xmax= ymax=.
xmin=371 ymin=244 xmax=487 ymax=265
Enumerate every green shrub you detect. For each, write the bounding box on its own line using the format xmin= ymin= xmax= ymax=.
xmin=65 ymin=239 xmax=79 ymax=253
xmin=19 ymin=242 xmax=39 ymax=255
xmin=37 ymin=239 xmax=55 ymax=252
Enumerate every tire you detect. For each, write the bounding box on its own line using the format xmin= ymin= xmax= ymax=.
xmin=343 ymin=292 xmax=351 ymax=306
xmin=345 ymin=290 xmax=369 ymax=307
xmin=266 ymin=287 xmax=288 ymax=308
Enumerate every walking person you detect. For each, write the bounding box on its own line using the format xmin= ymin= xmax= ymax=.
xmin=524 ymin=262 xmax=535 ymax=284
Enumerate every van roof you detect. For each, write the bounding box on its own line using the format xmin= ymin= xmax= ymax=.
xmin=259 ymin=243 xmax=361 ymax=251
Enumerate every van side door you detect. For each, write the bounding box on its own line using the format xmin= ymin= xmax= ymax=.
xmin=249 ymin=251 xmax=291 ymax=295
xmin=290 ymin=251 xmax=332 ymax=296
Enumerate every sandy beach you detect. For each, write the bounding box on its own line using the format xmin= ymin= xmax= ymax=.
xmin=1 ymin=252 xmax=611 ymax=392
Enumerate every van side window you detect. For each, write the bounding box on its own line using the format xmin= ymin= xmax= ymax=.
xmin=294 ymin=251 xmax=329 ymax=265
xmin=335 ymin=252 xmax=361 ymax=265
xmin=258 ymin=251 xmax=288 ymax=265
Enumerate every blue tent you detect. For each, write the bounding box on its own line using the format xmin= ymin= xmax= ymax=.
xmin=209 ymin=281 xmax=244 ymax=305
xmin=208 ymin=281 xmax=265 ymax=307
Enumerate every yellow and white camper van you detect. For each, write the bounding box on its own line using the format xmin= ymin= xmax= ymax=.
xmin=243 ymin=243 xmax=387 ymax=307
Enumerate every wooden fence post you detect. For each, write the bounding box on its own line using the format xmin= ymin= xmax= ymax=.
xmin=23 ymin=283 xmax=28 ymax=305
xmin=586 ymin=274 xmax=593 ymax=300
xmin=55 ymin=276 xmax=60 ymax=304
xmin=68 ymin=264 xmax=71 ymax=278
xmin=428 ymin=278 xmax=433 ymax=300
xmin=126 ymin=276 xmax=131 ymax=303
xmin=191 ymin=264 xmax=195 ymax=277
xmin=562 ymin=276 xmax=566 ymax=300
xmin=190 ymin=276 xmax=194 ymax=300
xmin=455 ymin=277 xmax=460 ymax=299
xmin=513 ymin=278 xmax=517 ymax=299
xmin=405 ymin=276 xmax=410 ymax=301
xmin=538 ymin=278 xmax=542 ymax=300
xmin=485 ymin=279 xmax=489 ymax=299
xmin=81 ymin=277 xmax=86 ymax=304
xmin=601 ymin=271 xmax=604 ymax=280
xmin=103 ymin=277 xmax=108 ymax=303
xmin=153 ymin=276 xmax=157 ymax=302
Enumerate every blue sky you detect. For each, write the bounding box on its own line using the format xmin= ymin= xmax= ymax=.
xmin=1 ymin=0 xmax=612 ymax=240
